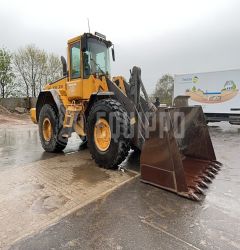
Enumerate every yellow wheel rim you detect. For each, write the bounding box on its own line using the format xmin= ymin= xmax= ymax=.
xmin=42 ymin=118 xmax=52 ymax=142
xmin=94 ymin=118 xmax=111 ymax=151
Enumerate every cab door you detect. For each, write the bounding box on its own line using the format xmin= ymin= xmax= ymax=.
xmin=66 ymin=41 xmax=83 ymax=100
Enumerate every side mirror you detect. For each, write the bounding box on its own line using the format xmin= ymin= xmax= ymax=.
xmin=111 ymin=47 xmax=115 ymax=61
xmin=60 ymin=56 xmax=68 ymax=77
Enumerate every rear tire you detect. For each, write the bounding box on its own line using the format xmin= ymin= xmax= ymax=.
xmin=39 ymin=104 xmax=67 ymax=152
xmin=87 ymin=99 xmax=130 ymax=169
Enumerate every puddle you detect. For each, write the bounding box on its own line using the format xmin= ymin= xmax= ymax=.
xmin=72 ymin=163 xmax=110 ymax=184
xmin=18 ymin=183 xmax=44 ymax=192
xmin=0 ymin=125 xmax=81 ymax=170
xmin=8 ymin=183 xmax=45 ymax=197
xmin=31 ymin=195 xmax=69 ymax=214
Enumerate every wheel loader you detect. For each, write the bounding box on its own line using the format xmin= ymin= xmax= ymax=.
xmin=30 ymin=32 xmax=222 ymax=201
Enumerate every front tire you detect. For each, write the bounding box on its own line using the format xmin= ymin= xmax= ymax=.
xmin=87 ymin=99 xmax=130 ymax=169
xmin=39 ymin=104 xmax=67 ymax=152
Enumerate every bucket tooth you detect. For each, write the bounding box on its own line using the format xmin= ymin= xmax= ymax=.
xmin=188 ymin=192 xmax=200 ymax=201
xmin=215 ymin=166 xmax=221 ymax=170
xmin=214 ymin=160 xmax=223 ymax=167
xmin=198 ymin=180 xmax=208 ymax=188
xmin=210 ymin=171 xmax=216 ymax=178
xmin=193 ymin=185 xmax=205 ymax=195
xmin=211 ymin=163 xmax=221 ymax=170
xmin=209 ymin=166 xmax=218 ymax=174
xmin=202 ymin=175 xmax=212 ymax=183
xmin=205 ymin=171 xmax=215 ymax=178
xmin=212 ymin=162 xmax=222 ymax=169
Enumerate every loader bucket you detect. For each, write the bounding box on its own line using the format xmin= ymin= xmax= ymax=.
xmin=140 ymin=106 xmax=222 ymax=201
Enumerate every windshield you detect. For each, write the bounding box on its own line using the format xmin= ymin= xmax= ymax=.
xmin=83 ymin=38 xmax=110 ymax=78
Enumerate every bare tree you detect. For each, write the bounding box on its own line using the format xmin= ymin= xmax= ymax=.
xmin=13 ymin=45 xmax=63 ymax=97
xmin=46 ymin=53 xmax=63 ymax=83
xmin=13 ymin=45 xmax=47 ymax=97
xmin=0 ymin=48 xmax=15 ymax=98
xmin=38 ymin=53 xmax=63 ymax=93
xmin=152 ymin=74 xmax=174 ymax=105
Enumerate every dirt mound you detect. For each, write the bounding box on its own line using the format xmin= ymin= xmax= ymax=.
xmin=0 ymin=105 xmax=30 ymax=126
xmin=0 ymin=105 xmax=11 ymax=115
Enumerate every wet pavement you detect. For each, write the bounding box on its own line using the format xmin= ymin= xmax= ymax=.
xmin=5 ymin=121 xmax=240 ymax=250
xmin=0 ymin=119 xmax=138 ymax=249
xmin=0 ymin=123 xmax=81 ymax=171
xmin=10 ymin=176 xmax=240 ymax=250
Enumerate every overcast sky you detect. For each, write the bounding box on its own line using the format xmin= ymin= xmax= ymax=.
xmin=1 ymin=0 xmax=240 ymax=92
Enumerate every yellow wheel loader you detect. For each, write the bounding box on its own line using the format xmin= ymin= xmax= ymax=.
xmin=30 ymin=32 xmax=222 ymax=201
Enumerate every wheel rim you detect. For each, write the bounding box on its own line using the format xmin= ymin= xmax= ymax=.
xmin=94 ymin=118 xmax=111 ymax=151
xmin=42 ymin=117 xmax=52 ymax=142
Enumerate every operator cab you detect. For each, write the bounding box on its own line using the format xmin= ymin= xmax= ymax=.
xmin=66 ymin=32 xmax=114 ymax=80
xmin=64 ymin=32 xmax=115 ymax=100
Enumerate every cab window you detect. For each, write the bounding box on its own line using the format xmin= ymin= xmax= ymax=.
xmin=70 ymin=42 xmax=81 ymax=79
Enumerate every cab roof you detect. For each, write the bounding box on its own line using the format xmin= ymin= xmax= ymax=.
xmin=67 ymin=35 xmax=81 ymax=44
xmin=67 ymin=33 xmax=112 ymax=47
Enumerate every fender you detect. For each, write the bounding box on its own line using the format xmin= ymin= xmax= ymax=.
xmin=84 ymin=91 xmax=115 ymax=117
xmin=36 ymin=89 xmax=67 ymax=144
xmin=36 ymin=89 xmax=65 ymax=122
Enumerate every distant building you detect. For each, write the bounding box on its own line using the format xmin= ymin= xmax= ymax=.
xmin=224 ymin=80 xmax=235 ymax=90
